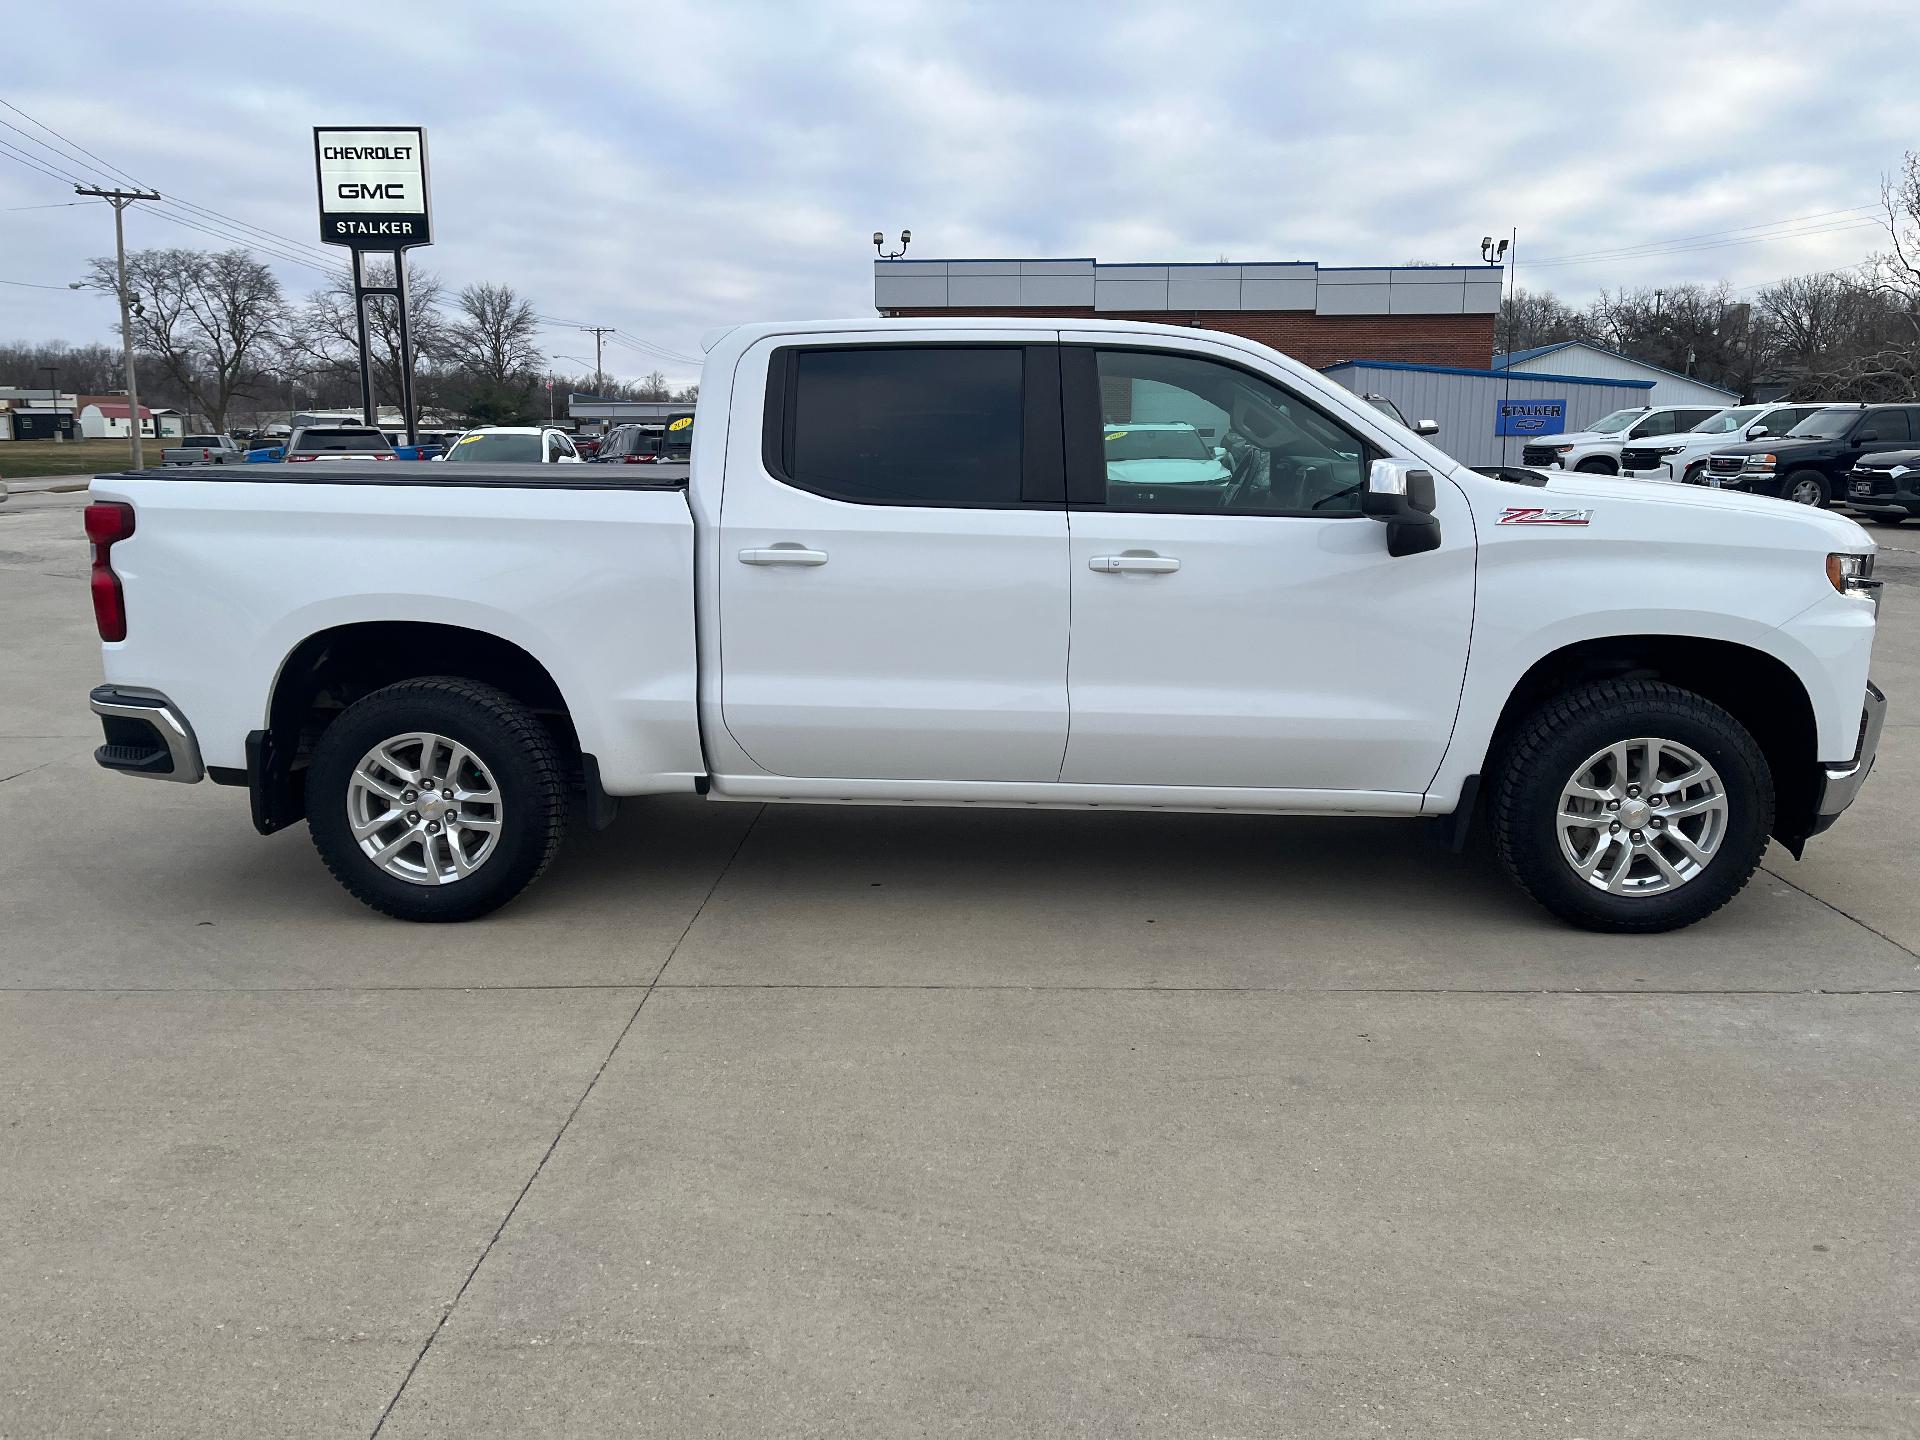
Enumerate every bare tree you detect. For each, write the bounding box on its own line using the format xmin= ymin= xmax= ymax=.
xmin=446 ymin=282 xmax=542 ymax=383
xmin=85 ymin=247 xmax=285 ymax=431
xmin=293 ymin=258 xmax=446 ymax=425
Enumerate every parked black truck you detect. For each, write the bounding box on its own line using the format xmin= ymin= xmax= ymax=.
xmin=1696 ymin=403 xmax=1920 ymax=506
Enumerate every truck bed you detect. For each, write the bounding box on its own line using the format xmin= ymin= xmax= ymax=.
xmin=88 ymin=465 xmax=704 ymax=794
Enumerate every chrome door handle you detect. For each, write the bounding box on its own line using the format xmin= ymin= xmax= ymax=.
xmin=738 ymin=546 xmax=829 ymax=567
xmin=1088 ymin=554 xmax=1179 ymax=574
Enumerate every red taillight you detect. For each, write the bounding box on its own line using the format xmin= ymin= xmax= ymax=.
xmin=202 ymin=448 xmax=213 ymax=461
xmin=85 ymin=501 xmax=134 ymax=642
xmin=623 ymin=454 xmax=654 ymax=464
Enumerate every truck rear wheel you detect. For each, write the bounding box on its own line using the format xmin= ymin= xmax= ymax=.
xmin=307 ymin=677 xmax=566 ymax=922
xmin=1490 ymin=679 xmax=1773 ymax=933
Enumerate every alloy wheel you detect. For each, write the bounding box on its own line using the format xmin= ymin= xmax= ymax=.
xmin=1556 ymin=736 xmax=1728 ymax=895
xmin=346 ymin=731 xmax=504 ymax=886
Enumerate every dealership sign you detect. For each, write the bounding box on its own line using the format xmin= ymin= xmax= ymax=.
xmin=1494 ymin=397 xmax=1567 ymax=436
xmin=313 ymin=127 xmax=431 ymax=249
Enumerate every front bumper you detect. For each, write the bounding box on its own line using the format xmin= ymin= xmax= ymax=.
xmin=89 ymin=685 xmax=204 ymax=783
xmin=1809 ymin=683 xmax=1887 ymax=837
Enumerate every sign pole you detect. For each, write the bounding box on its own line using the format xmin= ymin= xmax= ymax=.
xmin=351 ymin=249 xmax=377 ymax=427
xmin=394 ymin=255 xmax=418 ymax=446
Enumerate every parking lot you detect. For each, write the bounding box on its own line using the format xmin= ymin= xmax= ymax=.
xmin=3 ymin=486 xmax=1917 ymax=1437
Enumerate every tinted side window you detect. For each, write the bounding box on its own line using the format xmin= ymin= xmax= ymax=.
xmin=1633 ymin=412 xmax=1675 ymax=437
xmin=1678 ymin=410 xmax=1716 ymax=429
xmin=779 ymin=347 xmax=1024 ymax=506
xmin=1865 ymin=409 xmax=1911 ymax=442
xmin=1087 ymin=348 xmax=1369 ymax=515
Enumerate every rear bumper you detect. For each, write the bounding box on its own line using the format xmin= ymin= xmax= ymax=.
xmin=1809 ymin=682 xmax=1886 ymax=837
xmin=89 ymin=685 xmax=204 ymax=783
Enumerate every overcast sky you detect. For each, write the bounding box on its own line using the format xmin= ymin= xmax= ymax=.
xmin=5 ymin=0 xmax=1917 ymax=388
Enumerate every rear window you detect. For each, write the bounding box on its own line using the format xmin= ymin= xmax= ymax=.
xmin=293 ymin=428 xmax=393 ymax=453
xmin=444 ymin=432 xmax=542 ymax=463
xmin=181 ymin=435 xmax=222 ymax=447
xmin=778 ymin=346 xmax=1024 ymax=506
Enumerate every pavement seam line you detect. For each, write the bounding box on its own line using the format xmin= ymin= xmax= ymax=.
xmin=365 ymin=804 xmax=765 ymax=1439
xmin=10 ymin=982 xmax=1920 ymax=997
xmin=1760 ymin=861 xmax=1920 ymax=962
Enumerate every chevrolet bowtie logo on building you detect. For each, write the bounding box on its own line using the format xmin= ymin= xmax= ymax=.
xmin=313 ymin=126 xmax=431 ymax=250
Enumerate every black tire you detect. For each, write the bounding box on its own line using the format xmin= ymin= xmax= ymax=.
xmin=1869 ymin=515 xmax=1910 ymax=527
xmin=1782 ymin=470 xmax=1829 ymax=507
xmin=1682 ymin=460 xmax=1707 ymax=485
xmin=1574 ymin=457 xmax=1617 ymax=474
xmin=1490 ymin=679 xmax=1774 ymax=933
xmin=307 ymin=677 xmax=567 ymax=922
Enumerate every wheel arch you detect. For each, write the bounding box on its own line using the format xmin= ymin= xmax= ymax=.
xmin=251 ymin=621 xmax=583 ymax=834
xmin=1482 ymin=634 xmax=1820 ymax=854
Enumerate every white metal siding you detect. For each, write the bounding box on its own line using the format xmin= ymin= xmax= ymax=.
xmin=1324 ymin=366 xmax=1651 ymax=468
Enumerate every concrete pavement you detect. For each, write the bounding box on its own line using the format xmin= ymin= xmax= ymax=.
xmin=3 ymin=491 xmax=1916 ymax=1437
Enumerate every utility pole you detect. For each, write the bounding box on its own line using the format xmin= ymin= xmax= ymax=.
xmin=580 ymin=326 xmax=614 ymax=395
xmin=77 ymin=185 xmax=161 ymax=468
xmin=40 ymin=365 xmax=60 ymax=441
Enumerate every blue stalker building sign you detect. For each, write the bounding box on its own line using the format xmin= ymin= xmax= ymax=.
xmin=1495 ymin=398 xmax=1567 ymax=436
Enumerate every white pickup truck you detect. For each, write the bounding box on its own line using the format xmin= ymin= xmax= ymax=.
xmin=85 ymin=318 xmax=1886 ymax=933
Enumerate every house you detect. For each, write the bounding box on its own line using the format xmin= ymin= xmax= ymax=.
xmin=78 ymin=400 xmax=185 ymax=440
xmin=1491 ymin=341 xmax=1738 ymax=408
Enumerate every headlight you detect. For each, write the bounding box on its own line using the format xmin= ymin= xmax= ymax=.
xmin=1653 ymin=444 xmax=1687 ymax=456
xmin=1750 ymin=454 xmax=1777 ymax=469
xmin=1827 ymin=552 xmax=1881 ymax=603
xmin=1891 ymin=465 xmax=1911 ymax=479
xmin=1551 ymin=444 xmax=1575 ymax=454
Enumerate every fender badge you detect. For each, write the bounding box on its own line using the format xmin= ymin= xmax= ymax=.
xmin=1499 ymin=506 xmax=1594 ymax=526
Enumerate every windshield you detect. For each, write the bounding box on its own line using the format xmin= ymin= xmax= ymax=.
xmin=444 ymin=432 xmax=542 ymax=462
xmin=1688 ymin=407 xmax=1761 ymax=434
xmin=1104 ymin=426 xmax=1210 ymax=461
xmin=294 ymin=428 xmax=392 ymax=453
xmin=1589 ymin=409 xmax=1644 ymax=434
xmin=1787 ymin=407 xmax=1859 ymax=439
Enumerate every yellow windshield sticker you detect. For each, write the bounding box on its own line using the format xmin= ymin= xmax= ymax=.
xmin=456 ymin=433 xmax=484 ymax=445
xmin=667 ymin=416 xmax=693 ymax=432
xmin=1105 ymin=430 xmax=1127 ymax=441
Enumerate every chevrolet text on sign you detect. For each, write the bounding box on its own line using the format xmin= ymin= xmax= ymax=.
xmin=314 ymin=126 xmax=431 ymax=249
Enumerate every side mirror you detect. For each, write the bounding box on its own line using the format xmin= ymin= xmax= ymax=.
xmin=1856 ymin=431 xmax=1879 ymax=443
xmin=1414 ymin=419 xmax=1441 ymax=437
xmin=1747 ymin=424 xmax=1769 ymax=438
xmin=1363 ymin=459 xmax=1442 ymax=557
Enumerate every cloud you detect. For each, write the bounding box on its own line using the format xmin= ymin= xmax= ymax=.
xmin=4 ymin=0 xmax=1917 ymax=387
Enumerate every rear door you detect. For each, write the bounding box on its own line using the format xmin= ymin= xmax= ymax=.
xmin=718 ymin=336 xmax=1070 ymax=781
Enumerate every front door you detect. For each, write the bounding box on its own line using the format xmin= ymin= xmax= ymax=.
xmin=1057 ymin=339 xmax=1475 ymax=796
xmin=718 ymin=337 xmax=1070 ymax=781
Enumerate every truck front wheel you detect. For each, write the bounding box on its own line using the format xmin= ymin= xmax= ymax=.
xmin=306 ymin=677 xmax=567 ymax=922
xmin=1490 ymin=680 xmax=1773 ymax=932
xmin=1783 ymin=471 xmax=1829 ymax=506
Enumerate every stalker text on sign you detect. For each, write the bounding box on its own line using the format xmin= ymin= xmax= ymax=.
xmin=1494 ymin=397 xmax=1567 ymax=436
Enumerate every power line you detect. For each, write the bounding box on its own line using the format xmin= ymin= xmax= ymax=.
xmin=1526 ymin=209 xmax=1883 ymax=268
xmin=0 ymin=137 xmax=88 ymax=187
xmin=1 ymin=277 xmax=78 ymax=289
xmin=3 ymin=199 xmax=86 ymax=212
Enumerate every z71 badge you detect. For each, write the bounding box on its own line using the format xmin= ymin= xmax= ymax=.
xmin=1498 ymin=506 xmax=1594 ymax=526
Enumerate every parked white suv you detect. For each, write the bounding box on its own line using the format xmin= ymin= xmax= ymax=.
xmin=1620 ymin=402 xmax=1830 ymax=485
xmin=1519 ymin=405 xmax=1724 ymax=474
xmin=440 ymin=425 xmax=583 ymax=463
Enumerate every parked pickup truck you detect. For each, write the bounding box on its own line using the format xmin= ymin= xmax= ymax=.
xmin=1697 ymin=403 xmax=1920 ymax=506
xmin=85 ymin=318 xmax=1886 ymax=933
xmin=161 ymin=434 xmax=245 ymax=466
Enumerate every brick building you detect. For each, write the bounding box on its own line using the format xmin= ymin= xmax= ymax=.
xmin=874 ymin=257 xmax=1502 ymax=369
